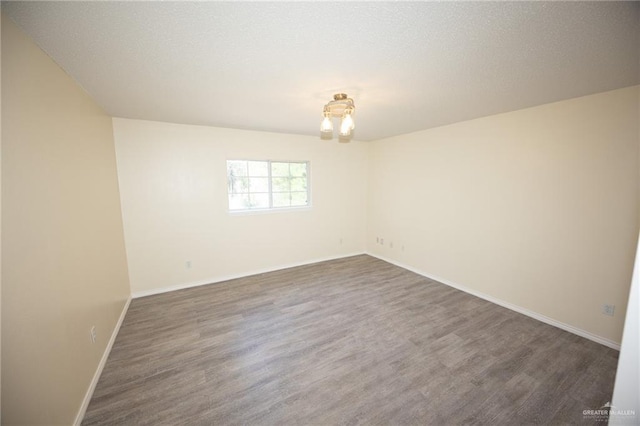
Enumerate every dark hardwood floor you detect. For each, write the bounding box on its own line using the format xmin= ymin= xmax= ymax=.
xmin=83 ymin=255 xmax=618 ymax=425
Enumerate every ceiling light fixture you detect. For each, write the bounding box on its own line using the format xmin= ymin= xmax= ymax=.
xmin=320 ymin=93 xmax=355 ymax=142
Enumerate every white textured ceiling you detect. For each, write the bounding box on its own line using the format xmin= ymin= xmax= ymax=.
xmin=3 ymin=1 xmax=639 ymax=141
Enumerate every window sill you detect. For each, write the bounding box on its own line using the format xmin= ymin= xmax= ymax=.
xmin=228 ymin=206 xmax=312 ymax=216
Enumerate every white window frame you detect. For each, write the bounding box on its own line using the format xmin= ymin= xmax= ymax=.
xmin=226 ymin=159 xmax=311 ymax=213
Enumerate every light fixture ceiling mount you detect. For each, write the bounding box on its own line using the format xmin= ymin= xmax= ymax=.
xmin=320 ymin=93 xmax=355 ymax=142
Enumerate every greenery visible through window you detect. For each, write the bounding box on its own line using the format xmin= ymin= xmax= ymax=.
xmin=227 ymin=160 xmax=310 ymax=211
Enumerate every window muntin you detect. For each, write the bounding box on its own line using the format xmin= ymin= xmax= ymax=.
xmin=227 ymin=160 xmax=310 ymax=211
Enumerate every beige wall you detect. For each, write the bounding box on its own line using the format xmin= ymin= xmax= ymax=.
xmin=113 ymin=118 xmax=368 ymax=295
xmin=367 ymin=86 xmax=639 ymax=345
xmin=1 ymin=15 xmax=130 ymax=425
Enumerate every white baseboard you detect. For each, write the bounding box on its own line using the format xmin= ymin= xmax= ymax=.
xmin=132 ymin=252 xmax=367 ymax=299
xmin=74 ymin=296 xmax=132 ymax=426
xmin=367 ymin=252 xmax=621 ymax=351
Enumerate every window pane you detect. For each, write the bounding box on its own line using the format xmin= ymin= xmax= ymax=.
xmin=249 ymin=193 xmax=269 ymax=209
xmin=227 ymin=160 xmax=247 ymax=177
xmin=272 ymin=192 xmax=291 ymax=208
xmin=248 ymin=161 xmax=268 ymax=177
xmin=229 ymin=193 xmax=250 ymax=210
xmin=271 ymin=162 xmax=290 ymax=177
xmin=227 ymin=160 xmax=309 ymax=212
xmin=229 ymin=176 xmax=249 ymax=194
xmin=272 ymin=177 xmax=290 ymax=192
xmin=290 ymin=177 xmax=307 ymax=192
xmin=249 ymin=177 xmax=269 ymax=193
xmin=289 ymin=162 xmax=307 ymax=177
xmin=291 ymin=191 xmax=308 ymax=206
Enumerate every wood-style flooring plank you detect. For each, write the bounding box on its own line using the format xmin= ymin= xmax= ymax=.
xmin=83 ymin=255 xmax=618 ymax=425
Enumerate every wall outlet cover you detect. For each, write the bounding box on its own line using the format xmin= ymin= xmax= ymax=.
xmin=602 ymin=304 xmax=615 ymax=316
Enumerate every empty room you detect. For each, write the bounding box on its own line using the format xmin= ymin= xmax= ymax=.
xmin=2 ymin=1 xmax=639 ymax=425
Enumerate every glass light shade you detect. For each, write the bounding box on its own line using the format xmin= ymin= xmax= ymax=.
xmin=339 ymin=114 xmax=354 ymax=136
xmin=345 ymin=112 xmax=355 ymax=130
xmin=338 ymin=134 xmax=351 ymax=143
xmin=320 ymin=115 xmax=333 ymax=133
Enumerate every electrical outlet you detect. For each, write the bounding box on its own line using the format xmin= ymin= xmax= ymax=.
xmin=186 ymin=260 xmax=192 ymax=269
xmin=602 ymin=304 xmax=615 ymax=316
xmin=90 ymin=326 xmax=97 ymax=344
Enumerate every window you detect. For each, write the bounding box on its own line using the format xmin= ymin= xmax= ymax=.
xmin=227 ymin=160 xmax=310 ymax=212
